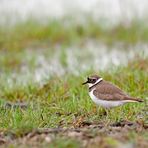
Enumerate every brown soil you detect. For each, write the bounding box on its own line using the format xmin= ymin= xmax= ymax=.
xmin=0 ymin=120 xmax=148 ymax=148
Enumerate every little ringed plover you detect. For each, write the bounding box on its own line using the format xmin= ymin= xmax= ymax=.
xmin=82 ymin=75 xmax=143 ymax=108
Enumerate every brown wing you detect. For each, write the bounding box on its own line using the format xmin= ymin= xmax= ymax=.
xmin=93 ymin=81 xmax=143 ymax=102
xmin=93 ymin=90 xmax=127 ymax=101
xmin=95 ymin=81 xmax=127 ymax=95
xmin=93 ymin=81 xmax=128 ymax=101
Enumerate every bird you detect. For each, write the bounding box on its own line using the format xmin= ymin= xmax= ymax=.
xmin=82 ymin=75 xmax=143 ymax=108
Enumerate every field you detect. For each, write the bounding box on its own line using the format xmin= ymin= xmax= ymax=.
xmin=0 ymin=19 xmax=148 ymax=147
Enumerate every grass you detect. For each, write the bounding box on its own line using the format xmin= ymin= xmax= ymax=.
xmin=49 ymin=137 xmax=81 ymax=148
xmin=1 ymin=18 xmax=148 ymax=51
xmin=0 ymin=58 xmax=147 ymax=130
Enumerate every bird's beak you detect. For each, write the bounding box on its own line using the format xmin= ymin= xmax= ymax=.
xmin=82 ymin=80 xmax=88 ymax=85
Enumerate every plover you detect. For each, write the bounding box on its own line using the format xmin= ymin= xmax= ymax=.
xmin=82 ymin=75 xmax=143 ymax=108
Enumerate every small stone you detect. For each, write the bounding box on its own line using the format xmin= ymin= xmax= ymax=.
xmin=45 ymin=136 xmax=51 ymax=143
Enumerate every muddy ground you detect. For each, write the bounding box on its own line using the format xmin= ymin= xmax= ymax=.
xmin=0 ymin=120 xmax=147 ymax=148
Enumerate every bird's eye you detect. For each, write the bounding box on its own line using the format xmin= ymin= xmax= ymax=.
xmin=92 ymin=79 xmax=96 ymax=82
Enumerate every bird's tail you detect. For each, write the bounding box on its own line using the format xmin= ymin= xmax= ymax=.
xmin=124 ymin=96 xmax=143 ymax=102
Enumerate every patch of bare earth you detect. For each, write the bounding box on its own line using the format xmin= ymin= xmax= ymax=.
xmin=0 ymin=120 xmax=148 ymax=148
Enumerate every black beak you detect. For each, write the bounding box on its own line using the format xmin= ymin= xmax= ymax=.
xmin=82 ymin=80 xmax=88 ymax=85
xmin=82 ymin=77 xmax=89 ymax=85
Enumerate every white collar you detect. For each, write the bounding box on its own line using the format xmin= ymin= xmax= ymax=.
xmin=88 ymin=78 xmax=103 ymax=88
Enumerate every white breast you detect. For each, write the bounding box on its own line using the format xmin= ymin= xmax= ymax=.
xmin=89 ymin=89 xmax=126 ymax=108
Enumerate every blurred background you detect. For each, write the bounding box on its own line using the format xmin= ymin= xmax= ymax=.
xmin=0 ymin=0 xmax=148 ymax=83
xmin=1 ymin=0 xmax=148 ymax=25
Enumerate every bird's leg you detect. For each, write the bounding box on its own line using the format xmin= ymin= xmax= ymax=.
xmin=101 ymin=108 xmax=109 ymax=116
xmin=104 ymin=108 xmax=111 ymax=126
xmin=97 ymin=107 xmax=106 ymax=116
xmin=92 ymin=105 xmax=97 ymax=114
xmin=105 ymin=108 xmax=109 ymax=116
